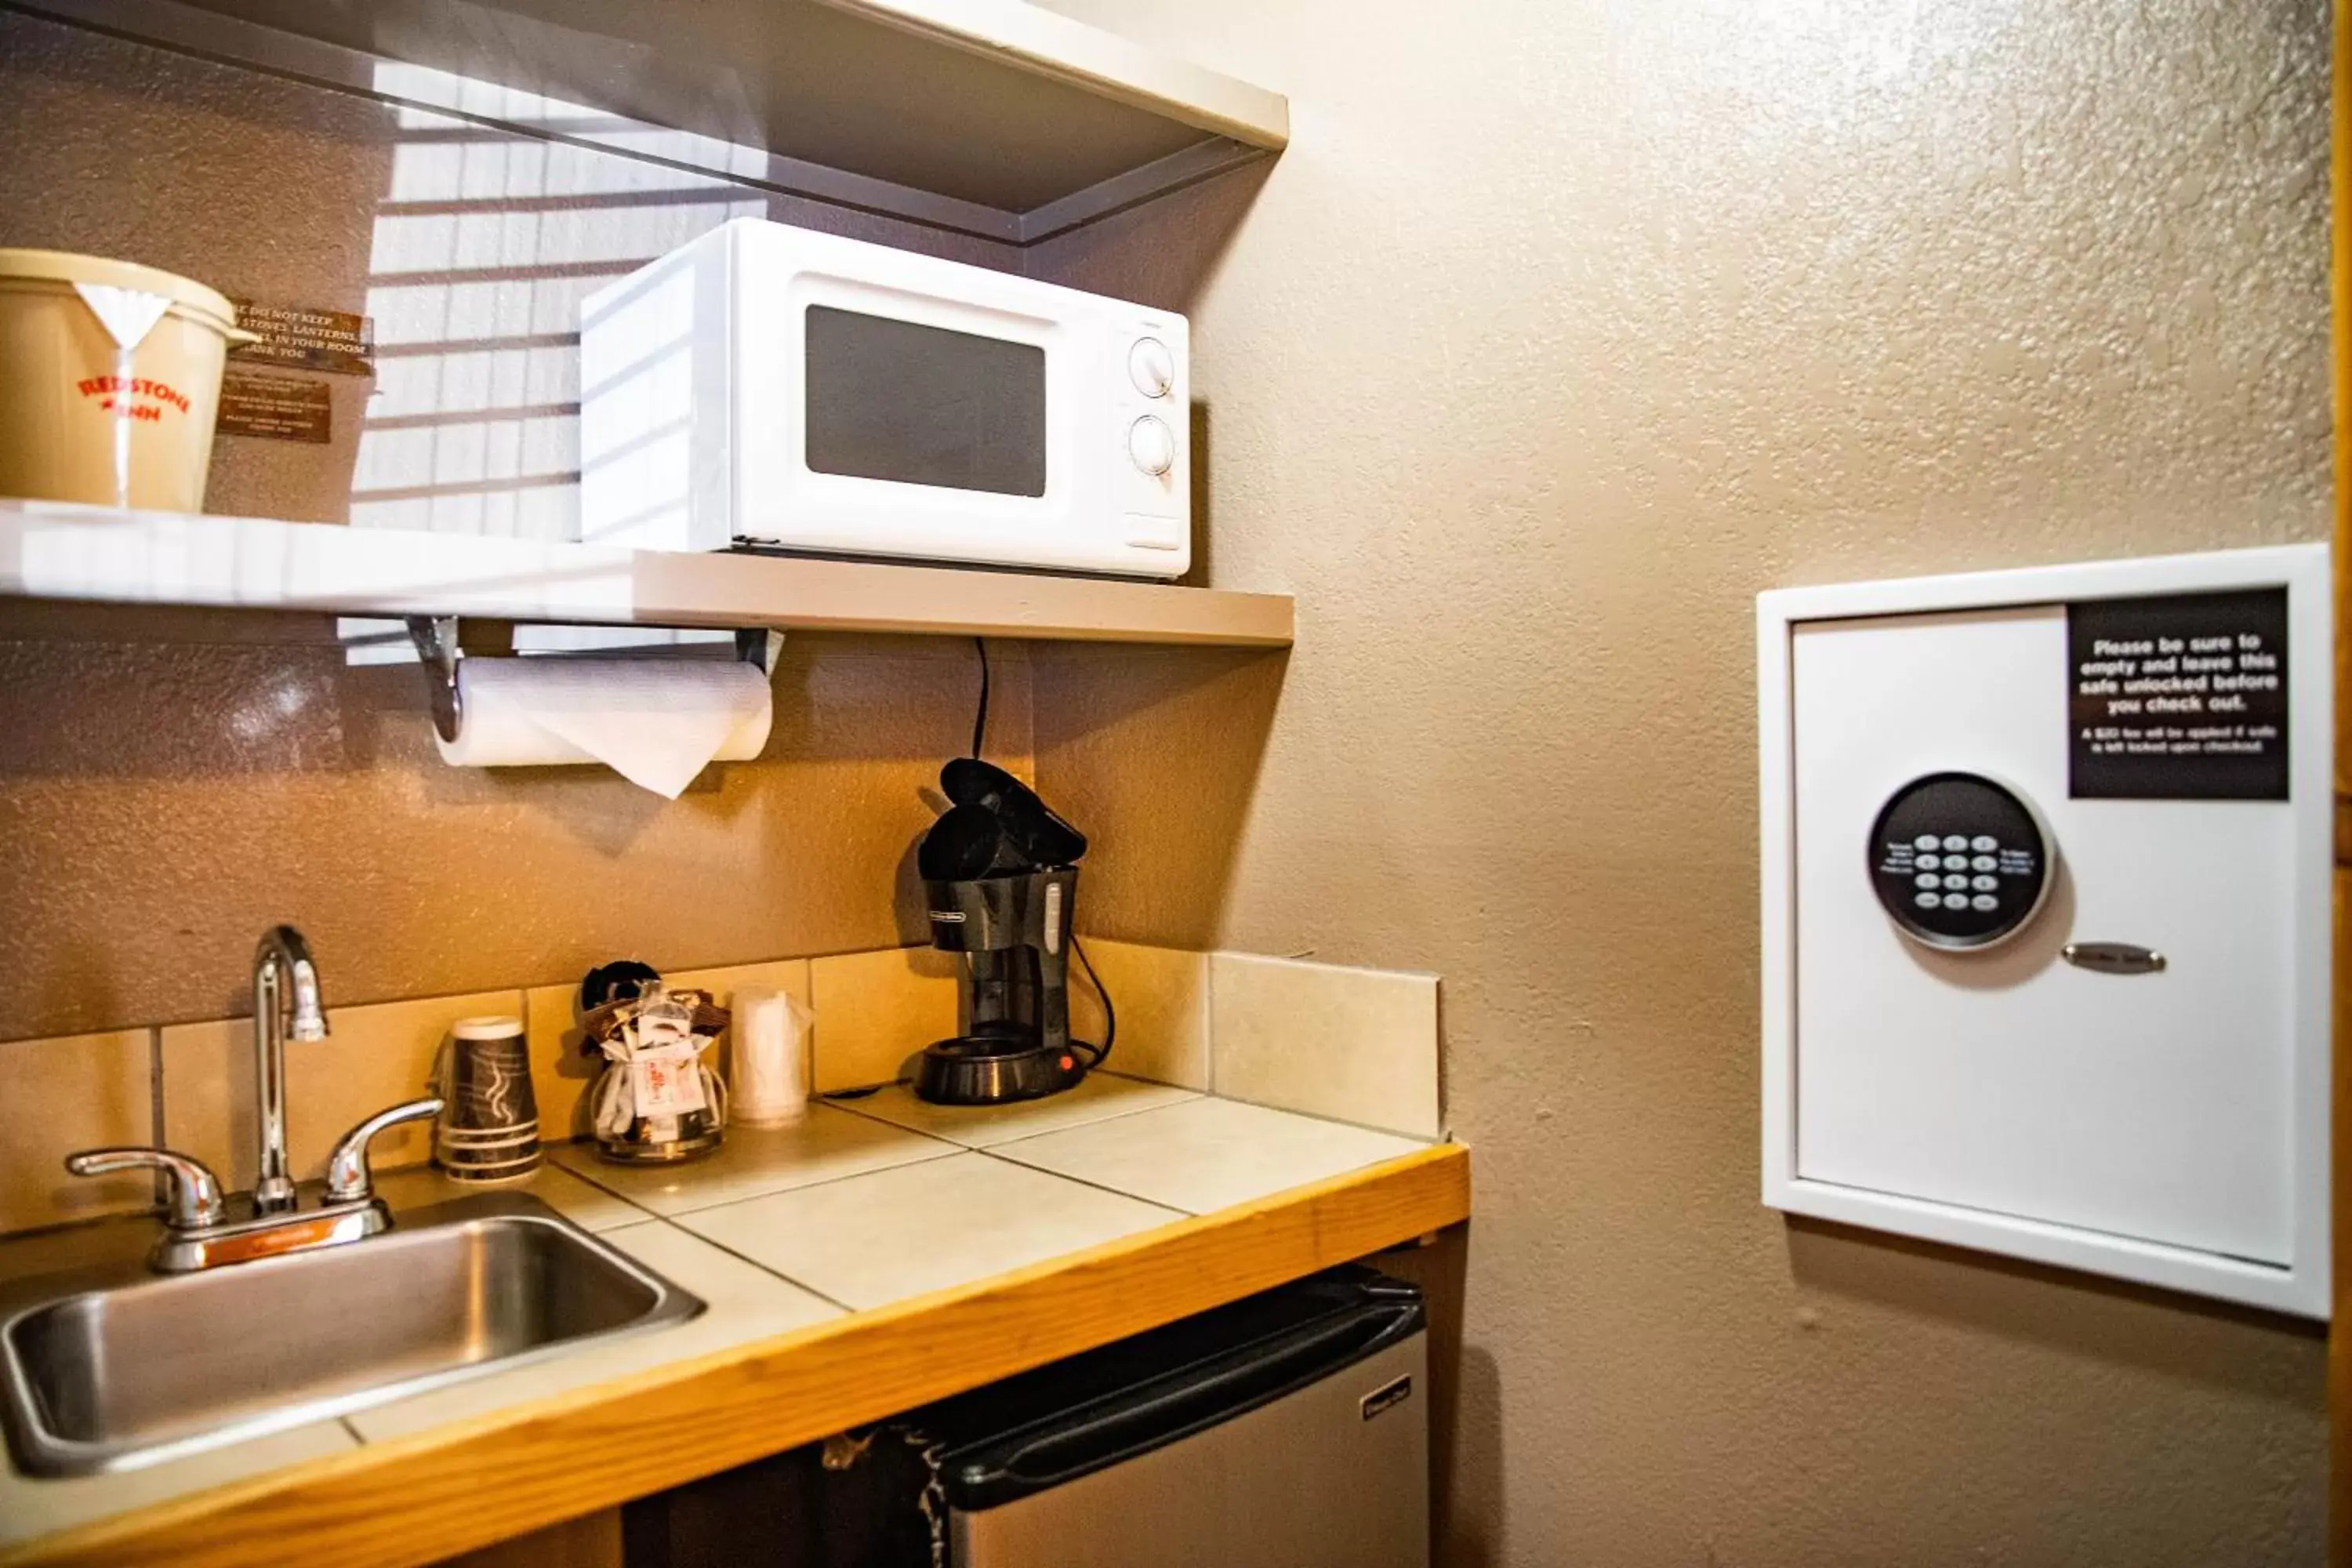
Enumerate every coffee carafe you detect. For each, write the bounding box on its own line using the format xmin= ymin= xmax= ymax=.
xmin=914 ymin=757 xmax=1103 ymax=1105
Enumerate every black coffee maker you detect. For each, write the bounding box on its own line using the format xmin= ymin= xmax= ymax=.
xmin=914 ymin=757 xmax=1101 ymax=1105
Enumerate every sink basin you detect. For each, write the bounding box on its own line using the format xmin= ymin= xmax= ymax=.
xmin=0 ymin=1192 xmax=702 ymax=1476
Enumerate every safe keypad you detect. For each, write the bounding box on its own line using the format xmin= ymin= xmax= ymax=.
xmin=1868 ymin=772 xmax=2053 ymax=949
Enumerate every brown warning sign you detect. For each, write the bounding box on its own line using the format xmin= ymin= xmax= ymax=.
xmin=228 ymin=299 xmax=374 ymax=376
xmin=216 ymin=370 xmax=332 ymax=443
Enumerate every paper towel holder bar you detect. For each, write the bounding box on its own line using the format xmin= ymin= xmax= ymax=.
xmin=401 ymin=616 xmax=784 ymax=745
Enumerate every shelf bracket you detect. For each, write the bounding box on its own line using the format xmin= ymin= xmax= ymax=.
xmin=404 ymin=618 xmax=784 ymax=746
xmin=735 ymin=628 xmax=786 ymax=675
xmin=405 ymin=615 xmax=463 ymax=745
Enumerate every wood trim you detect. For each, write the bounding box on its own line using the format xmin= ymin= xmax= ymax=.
xmin=2338 ymin=0 xmax=2352 ymax=814
xmin=2332 ymin=0 xmax=2350 ymax=1558
xmin=0 ymin=1143 xmax=1469 ymax=1568
xmin=2336 ymin=873 xmax=2350 ymax=1565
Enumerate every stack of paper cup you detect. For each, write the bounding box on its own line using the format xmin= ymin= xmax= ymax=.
xmin=435 ymin=1015 xmax=542 ymax=1181
xmin=728 ymin=986 xmax=811 ymax=1127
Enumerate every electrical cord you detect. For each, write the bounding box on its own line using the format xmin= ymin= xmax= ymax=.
xmin=1072 ymin=934 xmax=1115 ymax=1071
xmin=962 ymin=633 xmax=1117 ymax=1074
xmin=971 ymin=635 xmax=989 ymax=757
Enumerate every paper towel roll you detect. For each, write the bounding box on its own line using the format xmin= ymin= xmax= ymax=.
xmin=435 ymin=656 xmax=772 ymax=798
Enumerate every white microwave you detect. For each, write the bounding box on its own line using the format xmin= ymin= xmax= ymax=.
xmin=577 ymin=219 xmax=1189 ymax=578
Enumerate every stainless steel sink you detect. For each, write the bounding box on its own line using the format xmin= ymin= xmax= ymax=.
xmin=0 ymin=1192 xmax=702 ymax=1476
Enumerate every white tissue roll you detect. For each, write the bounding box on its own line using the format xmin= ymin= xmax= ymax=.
xmin=730 ymin=985 xmax=811 ymax=1127
xmin=434 ymin=655 xmax=772 ymax=798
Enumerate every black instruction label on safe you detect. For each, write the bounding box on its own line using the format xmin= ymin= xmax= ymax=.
xmin=2068 ymin=588 xmax=2287 ymax=800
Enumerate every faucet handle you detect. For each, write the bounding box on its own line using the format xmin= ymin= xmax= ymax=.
xmin=324 ymin=1098 xmax=445 ymax=1203
xmin=65 ymin=1148 xmax=226 ymax=1230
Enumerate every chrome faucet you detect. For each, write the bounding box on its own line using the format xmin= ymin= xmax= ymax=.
xmin=64 ymin=927 xmax=441 ymax=1272
xmin=252 ymin=925 xmax=328 ymax=1214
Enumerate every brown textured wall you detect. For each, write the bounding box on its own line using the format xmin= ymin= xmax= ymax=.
xmin=0 ymin=604 xmax=1021 ymax=1035
xmin=1030 ymin=0 xmax=2332 ymax=1563
xmin=0 ymin=14 xmax=1032 ymax=1039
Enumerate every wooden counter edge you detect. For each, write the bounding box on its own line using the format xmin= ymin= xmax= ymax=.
xmin=0 ymin=1142 xmax=1471 ymax=1568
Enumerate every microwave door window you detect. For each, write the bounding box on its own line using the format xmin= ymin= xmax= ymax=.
xmin=802 ymin=306 xmax=1047 ymax=498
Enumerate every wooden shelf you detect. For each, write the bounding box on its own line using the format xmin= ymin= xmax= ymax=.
xmin=0 ymin=499 xmax=1294 ymax=648
xmin=20 ymin=0 xmax=1287 ymax=245
xmin=0 ymin=1144 xmax=1468 ymax=1568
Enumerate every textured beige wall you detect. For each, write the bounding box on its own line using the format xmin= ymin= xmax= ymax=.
xmin=0 ymin=604 xmax=1021 ymax=1036
xmin=0 ymin=14 xmax=1029 ymax=1040
xmin=1030 ymin=0 xmax=2331 ymax=1563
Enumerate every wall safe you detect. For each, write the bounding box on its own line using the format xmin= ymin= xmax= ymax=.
xmin=1757 ymin=544 xmax=2331 ymax=1317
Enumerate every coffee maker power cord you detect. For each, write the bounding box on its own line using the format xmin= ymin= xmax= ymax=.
xmin=971 ymin=636 xmax=989 ymax=757
xmin=1071 ymin=935 xmax=1114 ymax=1070
xmin=973 ymin=639 xmax=1116 ymax=1072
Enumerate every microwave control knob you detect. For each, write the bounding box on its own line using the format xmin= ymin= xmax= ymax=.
xmin=1128 ymin=337 xmax=1175 ymax=398
xmin=1127 ymin=415 xmax=1175 ymax=477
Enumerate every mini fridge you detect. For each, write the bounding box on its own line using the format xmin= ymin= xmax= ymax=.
xmin=935 ymin=1266 xmax=1428 ymax=1567
xmin=720 ymin=1265 xmax=1432 ymax=1568
xmin=622 ymin=1266 xmax=1430 ymax=1568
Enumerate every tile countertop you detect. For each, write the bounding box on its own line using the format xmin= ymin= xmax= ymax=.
xmin=0 ymin=1076 xmax=1457 ymax=1562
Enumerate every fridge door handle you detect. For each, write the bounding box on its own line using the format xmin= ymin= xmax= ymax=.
xmin=967 ymin=1301 xmax=1425 ymax=1505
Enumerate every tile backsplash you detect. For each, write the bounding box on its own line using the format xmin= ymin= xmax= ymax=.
xmin=1069 ymin=937 xmax=1211 ymax=1091
xmin=1208 ymin=953 xmax=1443 ymax=1139
xmin=161 ymin=991 xmax=523 ymax=1193
xmin=525 ymin=959 xmax=815 ymax=1144
xmin=0 ymin=1030 xmax=154 ymax=1234
xmin=805 ymin=947 xmax=960 ymax=1093
xmin=0 ymin=942 xmax=1441 ymax=1236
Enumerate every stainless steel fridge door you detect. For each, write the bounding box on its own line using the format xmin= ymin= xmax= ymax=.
xmin=950 ymin=1330 xmax=1428 ymax=1568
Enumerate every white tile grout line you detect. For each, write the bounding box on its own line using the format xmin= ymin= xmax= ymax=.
xmin=1174 ymin=1088 xmax=1446 ymax=1147
xmin=544 ymin=1145 xmax=1120 ymax=1319
xmin=974 ymin=1133 xmax=1440 ymax=1223
xmin=964 ymin=1143 xmax=1205 ymax=1217
xmin=147 ymin=1026 xmax=169 ymax=1214
xmin=539 ymin=1093 xmax=1432 ymax=1234
xmin=564 ymin=1143 xmax=971 ymax=1219
xmin=820 ymin=1078 xmax=1202 ymax=1150
xmin=1205 ymin=949 xmax=1221 ymax=1100
xmin=630 ymin=1159 xmax=1190 ymax=1313
xmin=634 ymin=1217 xmax=863 ymax=1317
xmin=537 ymin=1122 xmax=964 ymax=1216
xmin=412 ymin=1151 xmax=880 ymax=1316
xmin=537 ymin=1127 xmax=1206 ymax=1307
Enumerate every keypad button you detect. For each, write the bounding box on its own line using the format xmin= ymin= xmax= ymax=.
xmin=1969 ymin=894 xmax=1998 ymax=912
xmin=1971 ymin=875 xmax=1998 ymax=892
xmin=1915 ymin=891 xmax=1941 ymax=909
xmin=1917 ymin=855 xmax=1940 ymax=870
xmin=1941 ymin=893 xmax=1971 ymax=910
xmin=1970 ymin=835 xmax=1998 ymax=852
xmin=1942 ymin=874 xmax=1969 ymax=890
xmin=1914 ymin=873 xmax=1938 ymax=890
xmin=1970 ymin=855 xmax=1996 ymax=873
xmin=1913 ymin=834 xmax=1940 ymax=851
xmin=1940 ymin=835 xmax=1968 ymax=851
